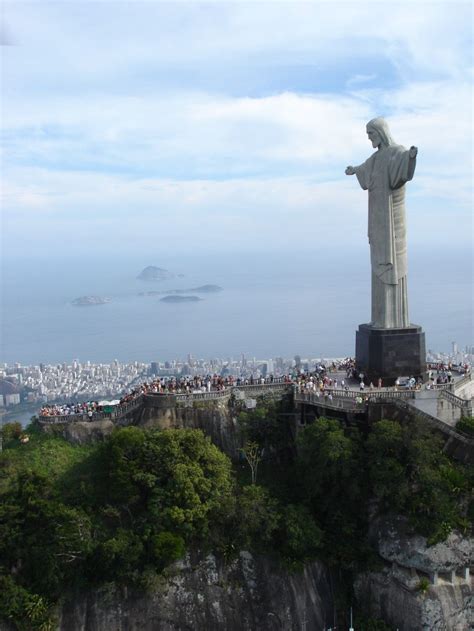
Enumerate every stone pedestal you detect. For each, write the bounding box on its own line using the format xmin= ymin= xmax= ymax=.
xmin=355 ymin=323 xmax=426 ymax=386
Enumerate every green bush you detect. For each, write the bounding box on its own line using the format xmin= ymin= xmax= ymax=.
xmin=456 ymin=416 xmax=474 ymax=436
xmin=416 ymin=576 xmax=430 ymax=594
xmin=0 ymin=575 xmax=54 ymax=630
xmin=150 ymin=532 xmax=186 ymax=570
xmin=1 ymin=422 xmax=22 ymax=445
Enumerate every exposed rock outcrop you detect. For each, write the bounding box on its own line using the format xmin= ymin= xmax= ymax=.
xmin=58 ymin=551 xmax=333 ymax=631
xmin=355 ymin=570 xmax=472 ymax=631
xmin=370 ymin=515 xmax=473 ymax=574
xmin=41 ymin=419 xmax=116 ymax=444
xmin=355 ymin=515 xmax=473 ymax=630
xmin=138 ymin=396 xmax=241 ymax=457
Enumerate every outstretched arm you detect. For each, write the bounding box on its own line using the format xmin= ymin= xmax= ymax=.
xmin=390 ymin=145 xmax=418 ymax=189
xmin=345 ymin=166 xmax=356 ymax=175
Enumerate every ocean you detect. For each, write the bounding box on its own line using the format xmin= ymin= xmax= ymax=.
xmin=1 ymin=248 xmax=472 ymax=366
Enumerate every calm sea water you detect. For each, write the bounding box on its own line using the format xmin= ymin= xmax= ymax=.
xmin=1 ymin=249 xmax=472 ymax=365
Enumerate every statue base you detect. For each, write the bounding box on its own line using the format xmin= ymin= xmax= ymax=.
xmin=355 ymin=323 xmax=426 ymax=386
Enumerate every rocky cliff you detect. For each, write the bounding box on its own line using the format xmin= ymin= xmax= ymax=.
xmin=355 ymin=515 xmax=473 ymax=630
xmin=57 ymin=552 xmax=333 ymax=631
xmin=137 ymin=395 xmax=242 ymax=457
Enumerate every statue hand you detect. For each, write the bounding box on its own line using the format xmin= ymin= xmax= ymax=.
xmin=409 ymin=146 xmax=418 ymax=158
xmin=345 ymin=166 xmax=356 ymax=175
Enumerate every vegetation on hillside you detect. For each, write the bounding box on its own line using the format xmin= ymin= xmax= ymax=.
xmin=456 ymin=415 xmax=474 ymax=436
xmin=0 ymin=406 xmax=472 ymax=629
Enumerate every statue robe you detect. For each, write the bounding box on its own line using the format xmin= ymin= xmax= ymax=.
xmin=355 ymin=144 xmax=416 ymax=329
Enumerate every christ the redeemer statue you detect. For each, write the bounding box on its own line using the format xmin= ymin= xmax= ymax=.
xmin=347 ymin=117 xmax=425 ymax=383
xmin=346 ymin=117 xmax=418 ymax=329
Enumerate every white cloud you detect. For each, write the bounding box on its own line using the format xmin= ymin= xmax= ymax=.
xmin=1 ymin=2 xmax=472 ymax=259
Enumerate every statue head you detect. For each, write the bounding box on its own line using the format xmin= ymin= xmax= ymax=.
xmin=366 ymin=117 xmax=395 ymax=148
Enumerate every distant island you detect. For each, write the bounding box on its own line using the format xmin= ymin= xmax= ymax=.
xmin=190 ymin=285 xmax=222 ymax=293
xmin=160 ymin=295 xmax=202 ymax=303
xmin=71 ymin=296 xmax=110 ymax=306
xmin=137 ymin=266 xmax=174 ymax=281
xmin=139 ymin=284 xmax=223 ymax=297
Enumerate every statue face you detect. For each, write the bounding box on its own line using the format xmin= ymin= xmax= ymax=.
xmin=367 ymin=128 xmax=382 ymax=148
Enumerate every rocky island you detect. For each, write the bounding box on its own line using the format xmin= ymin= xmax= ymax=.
xmin=139 ymin=284 xmax=223 ymax=297
xmin=160 ymin=295 xmax=202 ymax=303
xmin=189 ymin=284 xmax=222 ymax=293
xmin=71 ymin=296 xmax=110 ymax=306
xmin=137 ymin=266 xmax=174 ymax=281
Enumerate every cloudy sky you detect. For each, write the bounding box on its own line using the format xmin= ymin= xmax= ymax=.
xmin=1 ymin=1 xmax=472 ymax=260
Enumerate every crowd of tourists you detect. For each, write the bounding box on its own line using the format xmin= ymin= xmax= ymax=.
xmin=38 ymin=356 xmax=470 ymax=420
xmin=39 ymin=400 xmax=104 ymax=418
xmin=38 ymin=361 xmax=350 ymax=418
xmin=427 ymin=362 xmax=471 ymax=377
xmin=118 ymin=373 xmax=291 ymax=404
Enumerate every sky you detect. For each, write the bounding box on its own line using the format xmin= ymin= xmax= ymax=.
xmin=1 ymin=1 xmax=473 ymax=261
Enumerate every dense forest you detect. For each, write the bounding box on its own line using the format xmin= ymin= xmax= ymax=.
xmin=0 ymin=405 xmax=472 ymax=630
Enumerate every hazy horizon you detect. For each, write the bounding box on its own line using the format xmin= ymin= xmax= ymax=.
xmin=2 ymin=246 xmax=472 ymax=366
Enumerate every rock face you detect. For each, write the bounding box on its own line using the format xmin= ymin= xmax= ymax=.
xmin=63 ymin=420 xmax=116 ymax=444
xmin=58 ymin=552 xmax=333 ymax=631
xmin=138 ymin=396 xmax=241 ymax=457
xmin=40 ymin=420 xmax=116 ymax=444
xmin=371 ymin=515 xmax=473 ymax=574
xmin=355 ymin=571 xmax=472 ymax=631
xmin=355 ymin=515 xmax=473 ymax=630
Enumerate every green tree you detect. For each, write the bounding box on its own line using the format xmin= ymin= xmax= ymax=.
xmin=456 ymin=416 xmax=474 ymax=436
xmin=276 ymin=504 xmax=323 ymax=565
xmin=1 ymin=422 xmax=22 ymax=445
xmin=0 ymin=471 xmax=92 ymax=597
xmin=296 ymin=419 xmax=366 ymax=565
xmin=366 ymin=420 xmax=409 ymax=510
xmin=150 ymin=531 xmax=186 ymax=571
xmin=103 ymin=428 xmax=234 ymax=538
xmin=0 ymin=576 xmax=54 ymax=631
xmin=366 ymin=418 xmax=471 ymax=543
xmin=236 ymin=485 xmax=280 ymax=551
xmin=237 ymin=400 xmax=293 ymax=462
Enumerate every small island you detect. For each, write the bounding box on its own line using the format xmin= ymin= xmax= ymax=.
xmin=189 ymin=284 xmax=222 ymax=293
xmin=71 ymin=296 xmax=110 ymax=306
xmin=160 ymin=295 xmax=202 ymax=303
xmin=139 ymin=285 xmax=223 ymax=297
xmin=137 ymin=266 xmax=174 ymax=281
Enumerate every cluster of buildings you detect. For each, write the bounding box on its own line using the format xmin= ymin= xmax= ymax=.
xmin=0 ymin=360 xmax=148 ymax=407
xmin=0 ymin=344 xmax=472 ymax=410
xmin=426 ymin=342 xmax=474 ymax=368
